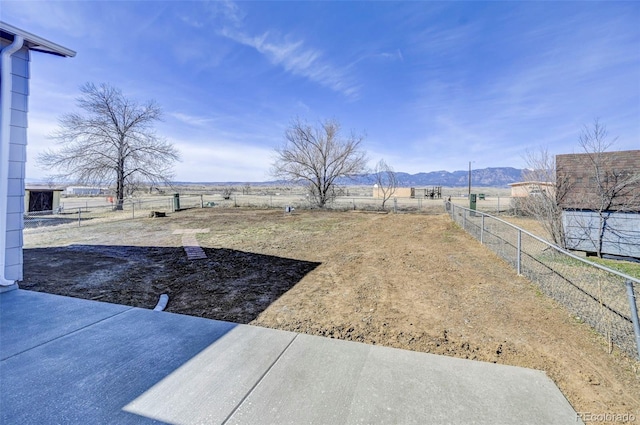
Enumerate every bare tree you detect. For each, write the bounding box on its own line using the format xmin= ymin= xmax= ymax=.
xmin=38 ymin=83 xmax=180 ymax=210
xmin=520 ymin=147 xmax=571 ymax=247
xmin=565 ymin=120 xmax=640 ymax=257
xmin=222 ymin=187 xmax=234 ymax=200
xmin=373 ymin=159 xmax=398 ymax=210
xmin=272 ymin=118 xmax=368 ymax=208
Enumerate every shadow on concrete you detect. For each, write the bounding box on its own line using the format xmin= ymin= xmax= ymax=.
xmin=1 ymin=289 xmax=240 ymax=424
xmin=22 ymin=244 xmax=321 ymax=324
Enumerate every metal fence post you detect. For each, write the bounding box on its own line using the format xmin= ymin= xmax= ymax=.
xmin=516 ymin=229 xmax=522 ymax=275
xmin=200 ymin=194 xmax=204 ymax=208
xmin=480 ymin=214 xmax=485 ymax=244
xmin=626 ymin=280 xmax=640 ymax=360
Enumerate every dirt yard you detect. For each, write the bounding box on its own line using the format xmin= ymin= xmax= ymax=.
xmin=21 ymin=208 xmax=640 ymax=420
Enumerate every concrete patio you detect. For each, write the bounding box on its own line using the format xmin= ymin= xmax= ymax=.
xmin=1 ymin=289 xmax=582 ymax=424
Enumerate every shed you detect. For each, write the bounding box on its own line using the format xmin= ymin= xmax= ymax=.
xmin=25 ymin=186 xmax=64 ymax=213
xmin=556 ymin=150 xmax=640 ymax=259
xmin=1 ymin=22 xmax=75 ymax=288
xmin=556 ymin=150 xmax=640 ymax=211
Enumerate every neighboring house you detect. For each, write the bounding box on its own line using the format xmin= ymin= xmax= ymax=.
xmin=66 ymin=186 xmax=106 ymax=196
xmin=508 ymin=181 xmax=555 ymax=198
xmin=1 ymin=22 xmax=75 ymax=289
xmin=373 ymin=186 xmax=411 ymax=198
xmin=372 ymin=186 xmax=442 ymax=199
xmin=556 ymin=150 xmax=640 ymax=259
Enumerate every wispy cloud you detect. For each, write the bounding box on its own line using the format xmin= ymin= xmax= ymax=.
xmin=379 ymin=50 xmax=404 ymax=62
xmin=179 ymin=0 xmax=244 ymax=30
xmin=408 ymin=20 xmax=482 ymax=62
xmin=169 ymin=112 xmax=215 ymax=127
xmin=204 ymin=0 xmax=359 ymax=99
xmin=175 ymin=0 xmax=360 ymax=98
xmin=347 ymin=49 xmax=404 ymax=70
xmin=219 ymin=27 xmax=360 ymax=99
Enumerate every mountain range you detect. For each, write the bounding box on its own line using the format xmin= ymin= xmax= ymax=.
xmin=30 ymin=167 xmax=524 ymax=187
xmin=168 ymin=167 xmax=525 ymax=187
xmin=339 ymin=167 xmax=524 ymax=188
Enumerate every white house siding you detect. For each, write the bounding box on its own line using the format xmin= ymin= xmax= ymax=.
xmin=563 ymin=210 xmax=640 ymax=259
xmin=2 ymin=41 xmax=29 ymax=280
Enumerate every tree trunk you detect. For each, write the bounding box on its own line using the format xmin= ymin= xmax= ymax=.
xmin=596 ymin=212 xmax=607 ymax=258
xmin=115 ymin=158 xmax=125 ymax=211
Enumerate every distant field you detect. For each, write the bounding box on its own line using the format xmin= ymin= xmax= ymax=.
xmin=57 ymin=184 xmax=513 ymax=213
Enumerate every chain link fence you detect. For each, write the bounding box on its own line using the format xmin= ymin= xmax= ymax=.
xmin=23 ymin=195 xmax=205 ymax=230
xmin=24 ymin=192 xmax=448 ymax=231
xmin=445 ymin=200 xmax=640 ymax=360
xmin=19 ymin=190 xmax=518 ymax=237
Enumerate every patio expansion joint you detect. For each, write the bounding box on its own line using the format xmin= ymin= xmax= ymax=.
xmin=0 ymin=306 xmax=134 ymax=362
xmin=220 ymin=333 xmax=300 ymax=425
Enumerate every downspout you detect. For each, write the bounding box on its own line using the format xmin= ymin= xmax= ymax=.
xmin=0 ymin=34 xmax=24 ymax=287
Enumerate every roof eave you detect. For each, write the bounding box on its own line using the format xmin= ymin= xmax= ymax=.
xmin=0 ymin=21 xmax=76 ymax=57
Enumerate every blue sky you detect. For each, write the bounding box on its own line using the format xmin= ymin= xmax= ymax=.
xmin=4 ymin=1 xmax=639 ymax=182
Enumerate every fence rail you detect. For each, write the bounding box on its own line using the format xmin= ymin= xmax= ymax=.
xmin=25 ymin=193 xmax=444 ymax=231
xmin=445 ymin=201 xmax=640 ymax=360
xmin=23 ymin=195 xmax=206 ymax=230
